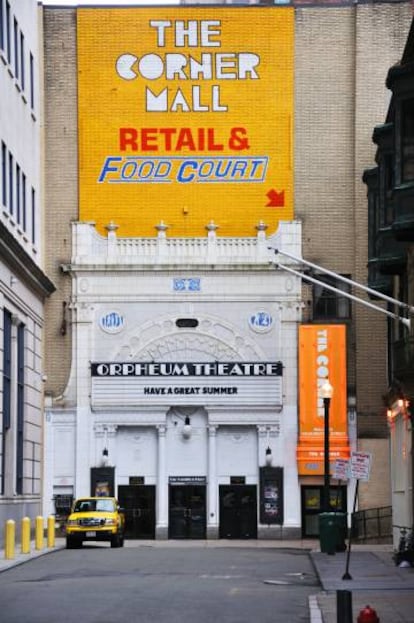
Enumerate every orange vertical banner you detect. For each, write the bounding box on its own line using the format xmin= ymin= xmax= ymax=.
xmin=297 ymin=324 xmax=350 ymax=475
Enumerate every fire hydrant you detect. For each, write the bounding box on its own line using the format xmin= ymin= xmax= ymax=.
xmin=357 ymin=605 xmax=380 ymax=623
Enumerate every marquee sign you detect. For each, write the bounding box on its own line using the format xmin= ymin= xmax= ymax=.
xmin=77 ymin=7 xmax=294 ymax=237
xmin=90 ymin=361 xmax=283 ymax=408
xmin=91 ymin=361 xmax=283 ymax=377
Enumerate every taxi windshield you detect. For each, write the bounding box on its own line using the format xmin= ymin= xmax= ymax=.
xmin=73 ymin=499 xmax=115 ymax=513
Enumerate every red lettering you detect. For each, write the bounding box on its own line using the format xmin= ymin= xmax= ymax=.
xmin=141 ymin=128 xmax=158 ymax=151
xmin=197 ymin=128 xmax=205 ymax=150
xmin=207 ymin=128 xmax=224 ymax=151
xmin=228 ymin=127 xmax=250 ymax=150
xmin=159 ymin=128 xmax=177 ymax=151
xmin=175 ymin=128 xmax=196 ymax=151
xmin=117 ymin=127 xmax=249 ymax=152
xmin=119 ymin=128 xmax=138 ymax=151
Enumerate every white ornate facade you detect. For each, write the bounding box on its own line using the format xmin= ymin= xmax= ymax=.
xmin=44 ymin=220 xmax=304 ymax=539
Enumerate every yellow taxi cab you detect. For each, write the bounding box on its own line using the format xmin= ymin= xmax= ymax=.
xmin=66 ymin=497 xmax=125 ymax=549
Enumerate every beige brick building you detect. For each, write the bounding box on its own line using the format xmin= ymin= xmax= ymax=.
xmin=294 ymin=3 xmax=411 ymax=512
xmin=42 ymin=2 xmax=412 ymax=538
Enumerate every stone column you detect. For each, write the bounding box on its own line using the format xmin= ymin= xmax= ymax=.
xmin=156 ymin=425 xmax=168 ymax=539
xmin=207 ymin=425 xmax=218 ymax=539
xmin=3 ymin=315 xmax=19 ymax=496
xmin=73 ymin=300 xmax=94 ymax=497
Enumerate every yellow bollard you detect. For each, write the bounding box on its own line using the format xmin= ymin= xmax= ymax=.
xmin=35 ymin=515 xmax=44 ymax=550
xmin=21 ymin=517 xmax=31 ymax=554
xmin=5 ymin=519 xmax=15 ymax=560
xmin=47 ymin=515 xmax=55 ymax=548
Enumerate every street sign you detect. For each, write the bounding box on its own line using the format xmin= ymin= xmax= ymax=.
xmin=350 ymin=451 xmax=372 ymax=481
xmin=333 ymin=458 xmax=350 ymax=481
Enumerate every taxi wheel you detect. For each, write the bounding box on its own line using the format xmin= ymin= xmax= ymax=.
xmin=111 ymin=534 xmax=121 ymax=548
xmin=66 ymin=536 xmax=80 ymax=549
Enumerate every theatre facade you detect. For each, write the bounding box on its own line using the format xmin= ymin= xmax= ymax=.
xmin=44 ymin=220 xmax=306 ymax=539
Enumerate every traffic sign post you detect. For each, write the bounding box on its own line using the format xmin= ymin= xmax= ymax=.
xmin=332 ymin=459 xmax=349 ymax=530
xmin=333 ymin=458 xmax=350 ymax=482
xmin=342 ymin=452 xmax=372 ymax=580
xmin=350 ymin=451 xmax=372 ymax=482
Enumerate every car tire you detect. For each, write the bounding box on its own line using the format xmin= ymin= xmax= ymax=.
xmin=111 ymin=534 xmax=121 ymax=548
xmin=66 ymin=536 xmax=80 ymax=549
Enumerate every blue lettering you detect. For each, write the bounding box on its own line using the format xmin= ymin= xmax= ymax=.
xmin=138 ymin=160 xmax=155 ymax=180
xmin=154 ymin=160 xmax=172 ymax=180
xmin=98 ymin=157 xmax=122 ymax=182
xmin=177 ymin=160 xmax=197 ymax=183
xmin=215 ymin=159 xmax=232 ymax=178
xmin=121 ymin=160 xmax=138 ymax=180
xmin=199 ymin=160 xmax=214 ymax=178
xmin=232 ymin=160 xmax=248 ymax=178
xmin=98 ymin=156 xmax=268 ymax=184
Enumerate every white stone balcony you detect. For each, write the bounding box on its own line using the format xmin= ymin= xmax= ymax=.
xmin=69 ymin=220 xmax=302 ymax=270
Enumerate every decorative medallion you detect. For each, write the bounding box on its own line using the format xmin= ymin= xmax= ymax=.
xmin=248 ymin=311 xmax=274 ymax=333
xmin=99 ymin=311 xmax=125 ymax=334
xmin=173 ymin=278 xmax=201 ymax=292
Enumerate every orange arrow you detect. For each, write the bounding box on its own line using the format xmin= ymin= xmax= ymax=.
xmin=266 ymin=189 xmax=285 ymax=207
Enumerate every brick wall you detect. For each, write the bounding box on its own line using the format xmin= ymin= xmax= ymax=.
xmin=43 ymin=9 xmax=78 ymax=397
xmin=296 ymin=3 xmax=411 ymax=428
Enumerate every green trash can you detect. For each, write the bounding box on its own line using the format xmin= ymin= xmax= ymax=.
xmin=319 ymin=512 xmax=347 ymax=554
xmin=319 ymin=512 xmax=338 ymax=554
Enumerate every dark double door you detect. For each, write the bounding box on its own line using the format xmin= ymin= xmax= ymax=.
xmin=169 ymin=485 xmax=206 ymax=539
xmin=118 ymin=485 xmax=155 ymax=539
xmin=301 ymin=485 xmax=347 ymax=537
xmin=219 ymin=485 xmax=257 ymax=539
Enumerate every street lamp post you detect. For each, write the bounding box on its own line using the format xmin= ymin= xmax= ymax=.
xmin=321 ymin=379 xmax=334 ymax=512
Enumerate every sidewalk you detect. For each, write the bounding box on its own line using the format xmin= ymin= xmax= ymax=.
xmin=0 ymin=537 xmax=66 ymax=573
xmin=309 ymin=544 xmax=414 ymax=623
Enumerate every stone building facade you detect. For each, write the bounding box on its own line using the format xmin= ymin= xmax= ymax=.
xmin=0 ymin=0 xmax=54 ymax=543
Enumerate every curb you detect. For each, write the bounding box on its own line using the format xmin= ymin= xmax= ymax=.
xmin=309 ymin=594 xmax=324 ymax=623
xmin=0 ymin=542 xmax=65 ymax=574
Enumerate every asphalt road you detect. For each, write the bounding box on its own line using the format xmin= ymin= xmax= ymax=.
xmin=0 ymin=544 xmax=320 ymax=623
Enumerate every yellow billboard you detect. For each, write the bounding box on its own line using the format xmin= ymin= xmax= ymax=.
xmin=77 ymin=7 xmax=294 ymax=237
